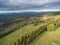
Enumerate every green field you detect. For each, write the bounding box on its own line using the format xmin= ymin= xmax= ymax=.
xmin=30 ymin=27 xmax=60 ymax=45
xmin=0 ymin=14 xmax=60 ymax=45
xmin=1 ymin=24 xmax=60 ymax=45
xmin=0 ymin=24 xmax=41 ymax=45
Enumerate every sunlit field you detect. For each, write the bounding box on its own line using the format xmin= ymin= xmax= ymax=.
xmin=0 ymin=12 xmax=60 ymax=45
xmin=0 ymin=24 xmax=42 ymax=45
xmin=30 ymin=27 xmax=60 ymax=45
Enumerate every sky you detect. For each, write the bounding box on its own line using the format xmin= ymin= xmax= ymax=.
xmin=0 ymin=0 xmax=60 ymax=12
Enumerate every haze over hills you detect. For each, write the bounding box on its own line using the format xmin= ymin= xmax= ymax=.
xmin=0 ymin=11 xmax=60 ymax=22
xmin=0 ymin=12 xmax=45 ymax=21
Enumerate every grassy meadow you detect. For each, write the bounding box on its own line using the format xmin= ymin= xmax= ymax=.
xmin=30 ymin=27 xmax=60 ymax=45
xmin=0 ymin=13 xmax=60 ymax=45
xmin=0 ymin=24 xmax=42 ymax=45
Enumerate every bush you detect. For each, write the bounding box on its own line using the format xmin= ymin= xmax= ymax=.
xmin=47 ymin=24 xmax=56 ymax=31
xmin=56 ymin=18 xmax=60 ymax=26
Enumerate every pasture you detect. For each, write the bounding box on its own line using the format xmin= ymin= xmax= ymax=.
xmin=0 ymin=14 xmax=60 ymax=45
xmin=0 ymin=24 xmax=41 ymax=45
xmin=30 ymin=27 xmax=60 ymax=45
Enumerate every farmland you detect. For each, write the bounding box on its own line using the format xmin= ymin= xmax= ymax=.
xmin=0 ymin=12 xmax=60 ymax=45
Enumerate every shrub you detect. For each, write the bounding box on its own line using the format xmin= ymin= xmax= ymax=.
xmin=14 ymin=42 xmax=16 ymax=45
xmin=56 ymin=18 xmax=60 ymax=26
xmin=47 ymin=24 xmax=56 ymax=31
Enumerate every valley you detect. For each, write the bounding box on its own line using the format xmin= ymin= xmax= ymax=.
xmin=0 ymin=12 xmax=60 ymax=45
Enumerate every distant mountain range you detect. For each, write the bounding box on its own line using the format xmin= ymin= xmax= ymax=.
xmin=0 ymin=12 xmax=47 ymax=21
xmin=0 ymin=11 xmax=60 ymax=22
xmin=0 ymin=12 xmax=47 ymax=15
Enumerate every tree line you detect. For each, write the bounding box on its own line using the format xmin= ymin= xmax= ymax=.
xmin=14 ymin=24 xmax=47 ymax=45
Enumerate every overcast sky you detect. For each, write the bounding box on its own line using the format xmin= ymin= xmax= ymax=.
xmin=0 ymin=0 xmax=60 ymax=12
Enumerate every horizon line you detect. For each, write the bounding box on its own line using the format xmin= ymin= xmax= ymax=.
xmin=0 ymin=9 xmax=60 ymax=13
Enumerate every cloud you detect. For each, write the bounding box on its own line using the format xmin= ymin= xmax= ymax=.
xmin=0 ymin=9 xmax=60 ymax=13
xmin=2 ymin=0 xmax=59 ymax=6
xmin=0 ymin=0 xmax=60 ymax=11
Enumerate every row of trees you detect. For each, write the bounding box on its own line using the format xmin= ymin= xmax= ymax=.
xmin=14 ymin=18 xmax=60 ymax=45
xmin=14 ymin=24 xmax=47 ymax=45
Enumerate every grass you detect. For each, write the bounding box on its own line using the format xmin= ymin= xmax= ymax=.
xmin=1 ymin=23 xmax=60 ymax=45
xmin=0 ymin=24 xmax=41 ymax=45
xmin=30 ymin=27 xmax=60 ymax=45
